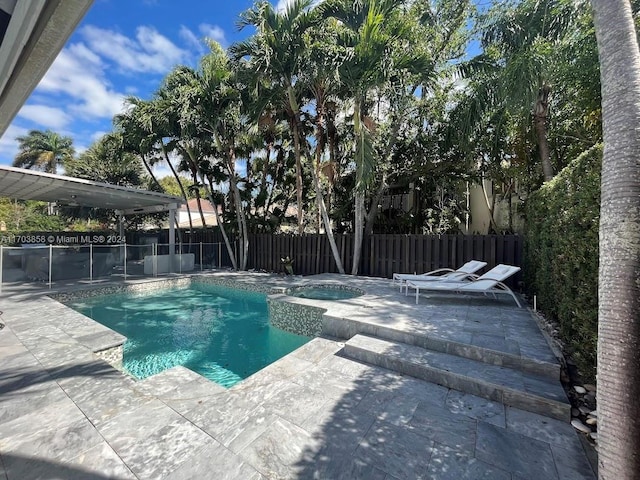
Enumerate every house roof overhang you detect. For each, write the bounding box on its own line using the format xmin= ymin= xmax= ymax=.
xmin=0 ymin=166 xmax=183 ymax=214
xmin=0 ymin=0 xmax=94 ymax=137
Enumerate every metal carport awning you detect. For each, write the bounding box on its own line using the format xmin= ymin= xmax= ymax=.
xmin=0 ymin=165 xmax=182 ymax=213
xmin=0 ymin=165 xmax=183 ymax=246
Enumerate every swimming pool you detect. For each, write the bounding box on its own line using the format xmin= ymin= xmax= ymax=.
xmin=67 ymin=283 xmax=311 ymax=387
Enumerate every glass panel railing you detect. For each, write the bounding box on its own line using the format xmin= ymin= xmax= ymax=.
xmin=91 ymin=244 xmax=124 ymax=280
xmin=123 ymin=244 xmax=154 ymax=279
xmin=50 ymin=245 xmax=92 ymax=282
xmin=0 ymin=245 xmax=51 ymax=286
xmin=3 ymin=245 xmax=52 ymax=285
xmin=0 ymin=241 xmax=233 ymax=291
xmin=152 ymin=242 xmax=230 ymax=274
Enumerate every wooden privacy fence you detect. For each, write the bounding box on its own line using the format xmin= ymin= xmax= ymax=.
xmin=246 ymin=234 xmax=523 ymax=281
xmin=140 ymin=231 xmax=523 ymax=283
xmin=7 ymin=231 xmax=523 ymax=282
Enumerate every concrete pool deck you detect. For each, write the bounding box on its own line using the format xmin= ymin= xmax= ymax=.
xmin=0 ymin=272 xmax=596 ymax=479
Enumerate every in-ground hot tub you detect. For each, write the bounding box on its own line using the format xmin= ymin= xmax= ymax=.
xmin=286 ymin=284 xmax=365 ymax=300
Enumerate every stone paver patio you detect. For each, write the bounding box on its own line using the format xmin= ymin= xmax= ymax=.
xmin=0 ymin=272 xmax=596 ymax=479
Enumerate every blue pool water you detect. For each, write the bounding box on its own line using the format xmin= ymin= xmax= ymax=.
xmin=68 ymin=283 xmax=311 ymax=387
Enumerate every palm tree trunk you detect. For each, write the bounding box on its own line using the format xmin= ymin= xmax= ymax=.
xmin=481 ymin=176 xmax=500 ymax=233
xmin=351 ymin=193 xmax=365 ymax=275
xmin=286 ymin=83 xmax=305 ymax=235
xmin=140 ymin=153 xmax=163 ymax=191
xmin=591 ymin=1 xmax=640 ymax=478
xmin=364 ymin=172 xmax=386 ymax=236
xmin=534 ymin=84 xmax=554 ymax=181
xmin=200 ymin=171 xmax=238 ymax=270
xmin=305 ymin=133 xmax=345 ymax=274
xmin=292 ymin=119 xmax=304 ymax=235
xmin=311 ymin=167 xmax=345 ymax=274
xmin=352 ymin=100 xmax=366 ymax=276
xmin=327 ymin=110 xmax=339 ymax=213
xmin=227 ymin=149 xmax=249 ymax=270
xmin=160 ymin=142 xmax=193 ymax=233
xmin=184 ymin=148 xmax=207 ymax=229
xmin=194 ymin=188 xmax=207 ymax=228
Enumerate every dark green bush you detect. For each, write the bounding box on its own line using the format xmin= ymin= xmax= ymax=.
xmin=525 ymin=145 xmax=602 ymax=381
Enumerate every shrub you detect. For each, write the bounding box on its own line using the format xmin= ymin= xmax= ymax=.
xmin=525 ymin=145 xmax=602 ymax=381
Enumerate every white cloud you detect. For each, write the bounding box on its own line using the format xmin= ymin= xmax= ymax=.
xmin=90 ymin=130 xmax=108 ymax=142
xmin=68 ymin=42 xmax=102 ymax=67
xmin=2 ymin=23 xmax=197 ymax=165
xmin=180 ymin=24 xmax=228 ymax=52
xmin=275 ymin=0 xmax=293 ymax=12
xmin=38 ymin=48 xmax=126 ymax=120
xmin=199 ymin=24 xmax=227 ymax=48
xmin=0 ymin=124 xmax=28 ymax=164
xmin=180 ymin=25 xmax=202 ymax=52
xmin=74 ymin=144 xmax=89 ymax=156
xmin=274 ymin=0 xmax=319 ymax=12
xmin=81 ymin=25 xmax=189 ymax=74
xmin=17 ymin=105 xmax=72 ymax=130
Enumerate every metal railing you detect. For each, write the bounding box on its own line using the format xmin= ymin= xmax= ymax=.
xmin=0 ymin=242 xmax=229 ymax=291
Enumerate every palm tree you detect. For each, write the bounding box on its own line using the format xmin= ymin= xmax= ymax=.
xmin=320 ymin=0 xmax=428 ymax=274
xmin=453 ymin=0 xmax=578 ymax=182
xmin=64 ymin=133 xmax=144 ymax=187
xmin=122 ymin=96 xmax=195 ymax=233
xmin=198 ymin=45 xmax=250 ymax=270
xmin=298 ymin=18 xmax=348 ymax=272
xmin=231 ymin=0 xmax=319 ymax=235
xmin=13 ymin=129 xmax=74 ymax=174
xmin=113 ymin=107 xmax=163 ymax=192
xmin=591 ymin=0 xmax=640 ymax=478
xmin=159 ymin=46 xmax=249 ymax=270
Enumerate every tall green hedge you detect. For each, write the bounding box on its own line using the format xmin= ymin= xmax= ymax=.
xmin=525 ymin=145 xmax=602 ymax=381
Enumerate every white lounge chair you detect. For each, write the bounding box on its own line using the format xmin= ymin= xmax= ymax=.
xmin=392 ymin=260 xmax=488 ymax=293
xmin=406 ymin=264 xmax=522 ymax=307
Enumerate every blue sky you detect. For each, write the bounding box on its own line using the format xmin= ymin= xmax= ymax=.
xmin=0 ymin=0 xmax=293 ymax=170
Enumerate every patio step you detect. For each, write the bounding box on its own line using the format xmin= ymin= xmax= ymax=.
xmin=322 ymin=314 xmax=560 ymax=380
xmin=342 ymin=334 xmax=570 ymax=421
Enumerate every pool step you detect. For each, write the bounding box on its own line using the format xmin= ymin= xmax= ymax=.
xmin=342 ymin=334 xmax=570 ymax=421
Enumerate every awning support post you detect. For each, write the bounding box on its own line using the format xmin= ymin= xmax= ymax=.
xmin=169 ymin=206 xmax=176 ymax=274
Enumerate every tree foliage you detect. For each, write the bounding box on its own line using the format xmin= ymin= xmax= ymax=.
xmin=64 ymin=134 xmax=145 ymax=187
xmin=13 ymin=130 xmax=74 ymax=174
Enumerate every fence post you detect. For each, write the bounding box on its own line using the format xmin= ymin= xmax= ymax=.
xmin=200 ymin=242 xmax=203 ymax=271
xmin=123 ymin=243 xmax=127 ymax=281
xmin=90 ymin=243 xmax=93 ymax=284
xmin=218 ymin=243 xmax=222 ymax=269
xmin=48 ymin=245 xmax=53 ymax=289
